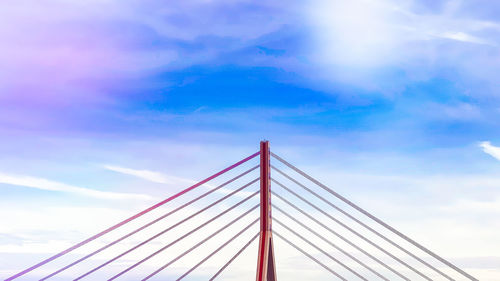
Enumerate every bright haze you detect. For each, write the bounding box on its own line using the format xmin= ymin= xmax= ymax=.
xmin=1 ymin=0 xmax=500 ymax=280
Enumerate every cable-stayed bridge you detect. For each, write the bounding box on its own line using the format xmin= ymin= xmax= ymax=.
xmin=4 ymin=141 xmax=477 ymax=281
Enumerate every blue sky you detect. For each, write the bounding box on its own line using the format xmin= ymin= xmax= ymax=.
xmin=1 ymin=0 xmax=500 ymax=280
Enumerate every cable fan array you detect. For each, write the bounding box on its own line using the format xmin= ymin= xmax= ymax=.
xmin=269 ymin=152 xmax=477 ymax=281
xmin=6 ymin=152 xmax=262 ymax=281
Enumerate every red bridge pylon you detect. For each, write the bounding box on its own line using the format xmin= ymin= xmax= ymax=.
xmin=256 ymin=141 xmax=277 ymax=281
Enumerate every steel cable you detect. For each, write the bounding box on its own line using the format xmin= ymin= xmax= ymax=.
xmin=272 ymin=164 xmax=454 ymax=281
xmin=109 ymin=204 xmax=259 ymax=280
xmin=209 ymin=233 xmax=259 ymax=281
xmin=274 ymin=232 xmax=347 ymax=281
xmin=273 ymin=205 xmax=389 ymax=281
xmin=41 ymin=165 xmax=259 ymax=280
xmin=271 ymin=152 xmax=477 ymax=281
xmin=274 ymin=218 xmax=369 ymax=281
xmin=272 ymin=178 xmax=431 ymax=280
xmin=5 ymin=152 xmax=259 ymax=281
xmin=75 ymin=179 xmax=259 ymax=280
xmin=142 ymin=218 xmax=260 ymax=280
xmin=272 ymin=191 xmax=409 ymax=280
xmin=177 ymin=232 xmax=260 ymax=280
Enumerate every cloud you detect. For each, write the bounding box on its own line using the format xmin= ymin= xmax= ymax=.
xmin=103 ymin=165 xmax=195 ymax=185
xmin=102 ymin=165 xmax=258 ymax=197
xmin=0 ymin=0 xmax=288 ymax=91
xmin=0 ymin=0 xmax=297 ymax=136
xmin=305 ymin=0 xmax=500 ymax=95
xmin=443 ymin=197 xmax=500 ymax=214
xmin=438 ymin=31 xmax=493 ymax=45
xmin=479 ymin=141 xmax=500 ymax=161
xmin=0 ymin=173 xmax=153 ymax=201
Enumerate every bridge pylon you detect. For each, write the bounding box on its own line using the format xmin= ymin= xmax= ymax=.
xmin=256 ymin=140 xmax=277 ymax=281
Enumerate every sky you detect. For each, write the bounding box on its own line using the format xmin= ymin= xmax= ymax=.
xmin=1 ymin=0 xmax=500 ymax=280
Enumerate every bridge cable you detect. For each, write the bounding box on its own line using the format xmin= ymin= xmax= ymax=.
xmin=273 ymin=179 xmax=430 ymax=280
xmin=274 ymin=218 xmax=369 ymax=281
xmin=5 ymin=151 xmax=259 ymax=281
xmin=271 ymin=152 xmax=478 ymax=281
xmin=271 ymin=191 xmax=409 ymax=281
xmin=109 ymin=204 xmax=259 ymax=281
xmin=273 ymin=232 xmax=347 ymax=281
xmin=177 ymin=232 xmax=260 ymax=281
xmin=272 ymin=165 xmax=454 ymax=281
xmin=76 ymin=179 xmax=259 ymax=280
xmin=273 ymin=205 xmax=389 ymax=281
xmin=209 ymin=233 xmax=259 ymax=281
xmin=41 ymin=165 xmax=259 ymax=280
xmin=142 ymin=218 xmax=260 ymax=281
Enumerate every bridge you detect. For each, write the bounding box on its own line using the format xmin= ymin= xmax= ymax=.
xmin=5 ymin=141 xmax=477 ymax=280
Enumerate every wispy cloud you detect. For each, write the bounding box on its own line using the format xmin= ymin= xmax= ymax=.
xmin=102 ymin=165 xmax=257 ymax=197
xmin=437 ymin=31 xmax=494 ymax=46
xmin=103 ymin=165 xmax=195 ymax=185
xmin=0 ymin=173 xmax=153 ymax=201
xmin=479 ymin=141 xmax=500 ymax=161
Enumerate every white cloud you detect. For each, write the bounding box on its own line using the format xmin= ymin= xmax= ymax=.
xmin=438 ymin=31 xmax=493 ymax=45
xmin=305 ymin=0 xmax=500 ymax=94
xmin=103 ymin=165 xmax=194 ymax=185
xmin=479 ymin=141 xmax=500 ymax=161
xmin=102 ymin=165 xmax=257 ymax=197
xmin=0 ymin=172 xmax=153 ymax=201
xmin=307 ymin=0 xmax=398 ymax=67
xmin=308 ymin=0 xmax=499 ymax=66
xmin=443 ymin=197 xmax=500 ymax=214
